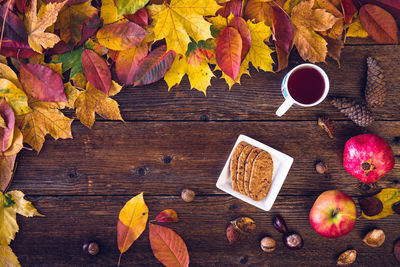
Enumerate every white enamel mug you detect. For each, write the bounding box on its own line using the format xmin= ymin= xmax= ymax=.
xmin=276 ymin=63 xmax=330 ymax=117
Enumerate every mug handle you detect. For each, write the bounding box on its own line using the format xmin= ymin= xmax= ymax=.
xmin=276 ymin=98 xmax=294 ymax=117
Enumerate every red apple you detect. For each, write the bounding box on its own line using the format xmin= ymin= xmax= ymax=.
xmin=344 ymin=134 xmax=394 ymax=184
xmin=309 ymin=190 xmax=356 ymax=238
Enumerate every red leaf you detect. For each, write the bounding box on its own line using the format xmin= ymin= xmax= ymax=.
xmin=271 ymin=5 xmax=293 ymax=72
xmin=116 ymin=44 xmax=148 ymax=86
xmin=359 ymin=4 xmax=398 ymax=44
xmin=155 ymin=209 xmax=179 ymax=222
xmin=0 ymin=39 xmax=38 ymax=58
xmin=354 ymin=0 xmax=400 ymax=20
xmin=216 ymin=27 xmax=242 ymax=80
xmin=125 ymin=8 xmax=148 ymax=27
xmin=0 ymin=4 xmax=27 ymax=43
xmin=341 ymin=0 xmax=357 ymax=24
xmin=217 ymin=0 xmax=242 ymax=17
xmin=44 ymin=0 xmax=87 ymax=5
xmin=0 ymin=99 xmax=15 ymax=153
xmin=16 ymin=0 xmax=28 ymax=13
xmin=229 ymin=17 xmax=251 ymax=61
xmin=134 ymin=45 xmax=176 ymax=86
xmin=19 ymin=63 xmax=67 ymax=102
xmin=149 ymin=224 xmax=189 ymax=267
xmin=82 ymin=49 xmax=112 ymax=95
xmin=77 ymin=14 xmax=101 ymax=47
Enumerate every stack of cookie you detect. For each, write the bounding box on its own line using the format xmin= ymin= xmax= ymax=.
xmin=230 ymin=141 xmax=273 ymax=201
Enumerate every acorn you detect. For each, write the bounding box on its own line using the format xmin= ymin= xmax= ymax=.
xmin=181 ymin=188 xmax=195 ymax=202
xmin=260 ymin=237 xmax=276 ymax=252
xmin=82 ymin=241 xmax=99 ymax=256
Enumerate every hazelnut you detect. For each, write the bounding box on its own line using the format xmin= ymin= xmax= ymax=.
xmin=260 ymin=237 xmax=276 ymax=252
xmin=283 ymin=232 xmax=303 ymax=250
xmin=363 ymin=229 xmax=385 ymax=247
xmin=181 ymin=188 xmax=195 ymax=202
xmin=359 ymin=197 xmax=383 ymax=216
xmin=315 ymin=161 xmax=328 ymax=174
xmin=337 ymin=249 xmax=357 ymax=266
xmin=83 ymin=241 xmax=99 ymax=256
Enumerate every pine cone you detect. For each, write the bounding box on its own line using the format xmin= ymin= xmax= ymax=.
xmin=365 ymin=57 xmax=386 ymax=108
xmin=330 ymin=97 xmax=374 ymax=127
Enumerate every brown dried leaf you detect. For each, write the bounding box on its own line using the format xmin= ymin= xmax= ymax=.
xmin=231 ymin=217 xmax=256 ymax=233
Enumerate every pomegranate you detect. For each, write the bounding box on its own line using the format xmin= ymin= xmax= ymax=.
xmin=343 ymin=134 xmax=394 ymax=184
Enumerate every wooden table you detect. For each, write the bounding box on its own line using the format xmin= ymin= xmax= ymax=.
xmin=9 ymin=43 xmax=400 ymax=266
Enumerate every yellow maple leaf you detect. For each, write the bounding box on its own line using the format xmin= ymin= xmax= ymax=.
xmin=148 ymin=0 xmax=220 ymax=54
xmin=0 ymin=245 xmax=20 ymax=267
xmin=25 ymin=0 xmax=67 ymax=53
xmin=216 ymin=63 xmax=250 ymax=89
xmin=346 ymin=17 xmax=368 ymax=38
xmin=75 ymin=83 xmax=123 ymax=128
xmin=164 ymin=55 xmax=214 ymax=95
xmin=0 ymin=192 xmax=18 ymax=245
xmin=15 ymin=98 xmax=73 ymax=153
xmin=291 ymin=0 xmax=337 ymax=63
xmin=7 ymin=191 xmax=43 ymax=217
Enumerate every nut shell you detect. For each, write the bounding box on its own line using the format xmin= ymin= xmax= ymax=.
xmin=260 ymin=237 xmax=276 ymax=252
xmin=363 ymin=229 xmax=385 ymax=247
xmin=181 ymin=188 xmax=195 ymax=202
xmin=337 ymin=249 xmax=357 ymax=266
xmin=283 ymin=232 xmax=303 ymax=250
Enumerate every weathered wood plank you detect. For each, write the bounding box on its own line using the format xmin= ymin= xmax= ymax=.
xmin=85 ymin=45 xmax=400 ymax=121
xmin=10 ymin=121 xmax=400 ymax=196
xmin=11 ymin=195 xmax=400 ymax=266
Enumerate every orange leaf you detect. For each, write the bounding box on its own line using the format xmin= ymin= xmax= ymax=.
xmin=341 ymin=0 xmax=357 ymax=24
xmin=115 ymin=43 xmax=148 ymax=86
xmin=359 ymin=4 xmax=398 ymax=44
xmin=228 ymin=17 xmax=251 ymax=61
xmin=149 ymin=224 xmax=189 ymax=267
xmin=155 ymin=209 xmax=179 ymax=222
xmin=0 ymin=154 xmax=16 ymax=192
xmin=216 ymin=27 xmax=242 ymax=80
xmin=82 ymin=49 xmax=111 ymax=95
xmin=244 ymin=0 xmax=272 ymax=25
xmin=134 ymin=45 xmax=176 ymax=86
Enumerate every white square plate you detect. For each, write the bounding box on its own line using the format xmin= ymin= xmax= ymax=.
xmin=216 ymin=134 xmax=294 ymax=211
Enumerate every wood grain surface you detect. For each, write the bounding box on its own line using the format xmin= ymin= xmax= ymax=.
xmin=7 ymin=43 xmax=400 ymax=266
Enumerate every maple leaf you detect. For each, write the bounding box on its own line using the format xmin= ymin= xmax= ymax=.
xmin=25 ymin=0 xmax=67 ymax=53
xmin=148 ymin=0 xmax=220 ymax=55
xmin=0 ymin=192 xmax=18 ymax=245
xmin=0 ymin=245 xmax=20 ymax=267
xmin=291 ymin=0 xmax=337 ymax=63
xmin=15 ymin=98 xmax=73 ymax=153
xmin=64 ymin=82 xmax=82 ymax=109
xmin=55 ymin=1 xmax=98 ymax=46
xmin=346 ymin=17 xmax=368 ymax=38
xmin=164 ymin=54 xmax=214 ymax=95
xmin=75 ymin=83 xmax=123 ymax=128
xmin=7 ymin=191 xmax=42 ymax=217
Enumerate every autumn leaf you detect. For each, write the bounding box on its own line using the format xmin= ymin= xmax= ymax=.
xmin=101 ymin=0 xmax=120 ymax=25
xmin=82 ymin=49 xmax=111 ymax=95
xmin=96 ymin=22 xmax=147 ymax=51
xmin=75 ymin=83 xmax=123 ymax=128
xmin=244 ymin=0 xmax=272 ymax=25
xmin=216 ymin=27 xmax=242 ymax=80
xmin=355 ymin=0 xmax=400 ymax=20
xmin=291 ymin=0 xmax=337 ymax=63
xmin=0 ymin=99 xmax=15 ymax=153
xmin=0 ymin=245 xmax=20 ymax=267
xmin=125 ymin=8 xmax=149 ymax=27
xmin=271 ymin=4 xmax=293 ymax=71
xmin=362 ymin=189 xmax=400 ymax=219
xmin=52 ymin=46 xmax=84 ymax=85
xmin=341 ymin=0 xmax=357 ymax=24
xmin=186 ymin=39 xmax=215 ymax=67
xmin=15 ymin=98 xmax=73 ymax=152
xmin=0 ymin=4 xmax=28 ymax=43
xmin=231 ymin=217 xmax=256 ymax=233
xmin=0 ymin=155 xmax=16 ymax=192
xmin=134 ymin=45 xmax=176 ymax=86
xmin=25 ymin=0 xmax=67 ymax=53
xmin=0 ymin=192 xmax=18 ymax=245
xmin=0 ymin=79 xmax=30 ymax=116
xmin=229 ymin=17 xmax=252 ymax=61
xmin=217 ymin=0 xmax=242 ymax=17
xmin=115 ymin=43 xmax=148 ymax=86
xmin=149 ymin=224 xmax=190 ymax=267
xmin=85 ymin=39 xmax=108 ymax=56
xmin=359 ymin=4 xmax=398 ymax=44
xmin=148 ymin=0 xmax=220 ymax=55
xmin=155 ymin=209 xmax=179 ymax=222
xmin=116 ymin=0 xmax=149 ymax=17
xmin=0 ymin=39 xmax=38 ymax=59
xmin=19 ymin=63 xmax=67 ymax=102
xmin=164 ymin=54 xmax=215 ymax=94
xmin=117 ymin=193 xmax=148 ymax=264
xmin=346 ymin=17 xmax=368 ymax=38
xmin=7 ymin=191 xmax=42 ymax=217
xmin=326 ymin=37 xmax=344 ymax=65
xmin=64 ymin=82 xmax=82 ymax=109
xmin=55 ymin=1 xmax=98 ymax=45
